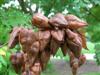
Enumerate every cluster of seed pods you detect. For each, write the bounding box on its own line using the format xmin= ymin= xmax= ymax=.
xmin=8 ymin=13 xmax=88 ymax=75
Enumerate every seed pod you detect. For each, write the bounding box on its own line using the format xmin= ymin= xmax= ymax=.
xmin=10 ymin=52 xmax=24 ymax=73
xmin=51 ymin=30 xmax=64 ymax=43
xmin=31 ymin=62 xmax=41 ymax=75
xmin=60 ymin=42 xmax=68 ymax=56
xmin=49 ymin=13 xmax=68 ymax=28
xmin=30 ymin=41 xmax=40 ymax=54
xmin=77 ymin=30 xmax=88 ymax=50
xmin=65 ymin=29 xmax=82 ymax=58
xmin=40 ymin=49 xmax=51 ymax=70
xmin=22 ymin=70 xmax=34 ymax=75
xmin=19 ymin=28 xmax=39 ymax=53
xmin=50 ymin=38 xmax=60 ymax=56
xmin=32 ymin=13 xmax=51 ymax=28
xmin=65 ymin=14 xmax=88 ymax=29
xmin=66 ymin=39 xmax=82 ymax=58
xmin=79 ymin=54 xmax=86 ymax=66
xmin=8 ymin=27 xmax=21 ymax=48
xmin=69 ymin=52 xmax=79 ymax=75
xmin=39 ymin=30 xmax=51 ymax=51
xmin=19 ymin=28 xmax=38 ymax=45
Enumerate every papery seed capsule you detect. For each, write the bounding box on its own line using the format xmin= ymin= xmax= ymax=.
xmin=65 ymin=14 xmax=88 ymax=29
xmin=49 ymin=13 xmax=68 ymax=28
xmin=32 ymin=13 xmax=51 ymax=28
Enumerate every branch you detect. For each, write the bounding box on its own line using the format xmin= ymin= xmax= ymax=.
xmin=17 ymin=0 xmax=28 ymax=13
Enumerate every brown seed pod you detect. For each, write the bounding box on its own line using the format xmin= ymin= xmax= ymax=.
xmin=60 ymin=41 xmax=68 ymax=56
xmin=66 ymin=29 xmax=82 ymax=47
xmin=32 ymin=13 xmax=51 ymax=28
xmin=38 ymin=30 xmax=51 ymax=51
xmin=69 ymin=52 xmax=79 ymax=75
xmin=22 ymin=70 xmax=34 ymax=75
xmin=77 ymin=30 xmax=88 ymax=50
xmin=66 ymin=39 xmax=82 ymax=58
xmin=30 ymin=41 xmax=40 ymax=54
xmin=8 ymin=27 xmax=21 ymax=48
xmin=10 ymin=52 xmax=24 ymax=73
xmin=65 ymin=14 xmax=88 ymax=29
xmin=51 ymin=29 xmax=64 ymax=42
xmin=40 ymin=49 xmax=51 ymax=70
xmin=31 ymin=62 xmax=41 ymax=75
xmin=49 ymin=13 xmax=68 ymax=28
xmin=66 ymin=29 xmax=82 ymax=58
xmin=19 ymin=28 xmax=39 ymax=53
xmin=79 ymin=54 xmax=86 ymax=66
xmin=50 ymin=38 xmax=60 ymax=56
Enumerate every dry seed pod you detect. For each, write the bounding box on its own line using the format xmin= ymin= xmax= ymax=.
xmin=31 ymin=62 xmax=41 ymax=75
xmin=65 ymin=14 xmax=88 ymax=29
xmin=8 ymin=27 xmax=21 ymax=48
xmin=22 ymin=70 xmax=34 ymax=75
xmin=71 ymin=61 xmax=79 ymax=75
xmin=60 ymin=42 xmax=68 ymax=56
xmin=65 ymin=29 xmax=77 ymax=40
xmin=66 ymin=39 xmax=82 ymax=58
xmin=30 ymin=41 xmax=40 ymax=54
xmin=79 ymin=54 xmax=86 ymax=66
xmin=49 ymin=13 xmax=68 ymax=28
xmin=10 ymin=52 xmax=24 ymax=73
xmin=77 ymin=30 xmax=88 ymax=50
xmin=32 ymin=13 xmax=51 ymax=28
xmin=69 ymin=52 xmax=79 ymax=75
xmin=50 ymin=38 xmax=60 ymax=56
xmin=19 ymin=28 xmax=39 ymax=53
xmin=65 ymin=29 xmax=82 ymax=52
xmin=39 ymin=30 xmax=51 ymax=51
xmin=51 ymin=30 xmax=64 ymax=42
xmin=19 ymin=28 xmax=38 ymax=45
xmin=40 ymin=50 xmax=51 ymax=70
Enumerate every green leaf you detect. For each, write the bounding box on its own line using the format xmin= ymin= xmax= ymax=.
xmin=0 ymin=55 xmax=7 ymax=67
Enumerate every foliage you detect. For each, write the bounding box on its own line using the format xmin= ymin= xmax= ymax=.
xmin=94 ymin=43 xmax=100 ymax=65
xmin=0 ymin=8 xmax=31 ymax=44
xmin=0 ymin=46 xmax=17 ymax=75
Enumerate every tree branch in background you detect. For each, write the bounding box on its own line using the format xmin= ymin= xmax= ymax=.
xmin=34 ymin=5 xmax=39 ymax=13
xmin=17 ymin=0 xmax=28 ymax=13
xmin=17 ymin=0 xmax=33 ymax=15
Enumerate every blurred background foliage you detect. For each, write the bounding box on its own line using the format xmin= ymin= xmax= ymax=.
xmin=0 ymin=0 xmax=100 ymax=75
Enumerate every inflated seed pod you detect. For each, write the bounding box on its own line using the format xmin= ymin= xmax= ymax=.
xmin=66 ymin=39 xmax=82 ymax=58
xmin=65 ymin=14 xmax=88 ymax=29
xmin=51 ymin=29 xmax=64 ymax=43
xmin=69 ymin=52 xmax=79 ymax=75
xmin=38 ymin=30 xmax=51 ymax=51
xmin=50 ymin=38 xmax=60 ymax=56
xmin=40 ymin=49 xmax=51 ymax=70
xmin=50 ymin=30 xmax=64 ymax=55
xmin=30 ymin=41 xmax=40 ymax=54
xmin=22 ymin=70 xmax=34 ymax=75
xmin=60 ymin=42 xmax=68 ymax=56
xmin=31 ymin=62 xmax=41 ymax=75
xmin=8 ymin=27 xmax=21 ymax=48
xmin=19 ymin=28 xmax=38 ymax=45
xmin=10 ymin=52 xmax=24 ymax=73
xmin=77 ymin=30 xmax=88 ymax=50
xmin=79 ymin=54 xmax=86 ymax=66
xmin=32 ymin=13 xmax=51 ymax=28
xmin=66 ymin=29 xmax=82 ymax=47
xmin=19 ymin=28 xmax=39 ymax=53
xmin=49 ymin=13 xmax=68 ymax=28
